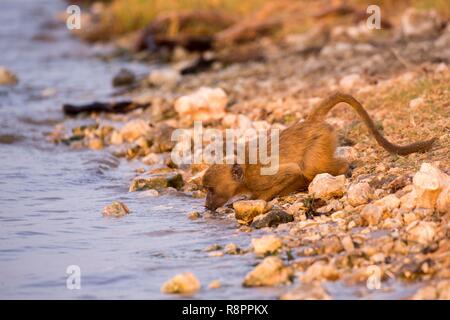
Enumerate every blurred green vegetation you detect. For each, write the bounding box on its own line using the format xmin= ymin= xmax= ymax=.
xmin=90 ymin=0 xmax=449 ymax=39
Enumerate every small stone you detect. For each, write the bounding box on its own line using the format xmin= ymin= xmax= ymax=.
xmin=137 ymin=189 xmax=159 ymax=197
xmin=161 ymin=272 xmax=201 ymax=294
xmin=361 ymin=204 xmax=383 ymax=226
xmin=188 ymin=211 xmax=201 ymax=220
xmin=120 ymin=119 xmax=150 ymax=142
xmin=281 ymin=282 xmax=331 ymax=300
xmin=436 ymin=186 xmax=450 ymax=214
xmin=0 ymin=66 xmax=18 ymax=86
xmin=174 ymin=87 xmax=227 ymax=123
xmin=148 ymin=68 xmax=181 ymax=87
xmin=382 ymin=217 xmax=402 ymax=229
xmin=233 ymin=200 xmax=269 ymax=224
xmin=112 ymin=68 xmax=135 ymax=87
xmin=403 ymin=212 xmax=418 ymax=225
xmin=308 ymin=173 xmax=346 ymax=200
xmin=251 ymin=209 xmax=294 ymax=228
xmin=341 ymin=235 xmax=354 ymax=253
xmin=316 ymin=199 xmax=343 ymax=214
xmin=252 ymin=235 xmax=282 ymax=256
xmin=412 ymin=286 xmax=437 ymax=300
xmin=335 ymin=146 xmax=358 ymax=163
xmin=208 ymin=280 xmax=221 ymax=289
xmin=224 ymin=243 xmax=240 ymax=255
xmin=110 ymin=130 xmax=123 ymax=145
xmin=412 ymin=163 xmax=450 ymax=209
xmin=339 ymin=73 xmax=361 ymax=89
xmin=409 ymin=97 xmax=425 ymax=109
xmin=374 ymin=194 xmax=401 ymax=212
xmin=401 ymin=8 xmax=443 ymax=39
xmin=129 ymin=171 xmax=184 ymax=192
xmin=204 ymin=244 xmax=222 ymax=252
xmin=406 ymin=221 xmax=436 ymax=245
xmin=243 ymin=256 xmax=292 ymax=287
xmin=141 ymin=153 xmax=163 ymax=165
xmin=300 ymin=261 xmax=339 ymax=283
xmin=347 ymin=182 xmax=373 ymax=206
xmin=208 ymin=251 xmax=224 ymax=257
xmin=88 ymin=137 xmax=103 ymax=150
xmin=102 ymin=201 xmax=130 ymax=217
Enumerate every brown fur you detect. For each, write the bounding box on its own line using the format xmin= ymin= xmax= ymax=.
xmin=202 ymin=92 xmax=436 ymax=210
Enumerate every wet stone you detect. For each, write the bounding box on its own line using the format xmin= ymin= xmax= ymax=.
xmin=251 ymin=209 xmax=294 ymax=229
xmin=102 ymin=201 xmax=130 ymax=217
xmin=129 ymin=171 xmax=184 ymax=192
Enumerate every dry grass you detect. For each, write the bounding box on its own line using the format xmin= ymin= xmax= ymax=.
xmin=100 ymin=0 xmax=267 ymax=36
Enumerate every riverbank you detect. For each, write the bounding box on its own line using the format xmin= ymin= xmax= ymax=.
xmin=44 ymin=1 xmax=450 ymax=299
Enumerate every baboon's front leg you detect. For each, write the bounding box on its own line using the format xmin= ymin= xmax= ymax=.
xmin=251 ymin=163 xmax=303 ymax=201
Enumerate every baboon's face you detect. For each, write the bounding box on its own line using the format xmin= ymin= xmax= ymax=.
xmin=202 ymin=164 xmax=242 ymax=210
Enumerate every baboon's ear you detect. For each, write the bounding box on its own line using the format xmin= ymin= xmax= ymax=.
xmin=231 ymin=164 xmax=244 ymax=182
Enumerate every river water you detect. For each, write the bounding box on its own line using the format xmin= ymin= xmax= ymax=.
xmin=0 ymin=0 xmax=284 ymax=299
xmin=0 ymin=1 xmax=424 ymax=300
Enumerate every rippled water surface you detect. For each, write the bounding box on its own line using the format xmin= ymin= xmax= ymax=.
xmin=0 ymin=0 xmax=285 ymax=299
xmin=0 ymin=1 xmax=424 ymax=300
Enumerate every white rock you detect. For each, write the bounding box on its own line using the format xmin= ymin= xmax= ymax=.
xmin=341 ymin=235 xmax=354 ymax=253
xmin=412 ymin=163 xmax=450 ymax=209
xmin=161 ymin=272 xmax=201 ymax=294
xmin=300 ymin=261 xmax=339 ymax=283
xmin=339 ymin=74 xmax=361 ymax=89
xmin=208 ymin=280 xmax=221 ymax=289
xmin=436 ymin=186 xmax=450 ymax=214
xmin=233 ymin=200 xmax=269 ymax=224
xmin=347 ymin=182 xmax=373 ymax=206
xmin=401 ymin=8 xmax=443 ymax=38
xmin=0 ymin=66 xmax=18 ymax=86
xmin=137 ymin=189 xmax=159 ymax=197
xmin=374 ymin=194 xmax=401 ymax=212
xmin=252 ymin=235 xmax=282 ymax=255
xmin=174 ymin=87 xmax=227 ymax=123
xmin=120 ymin=119 xmax=150 ymax=142
xmin=222 ymin=113 xmax=238 ymax=128
xmin=102 ymin=201 xmax=130 ymax=217
xmin=148 ymin=68 xmax=181 ymax=87
xmin=361 ymin=204 xmax=383 ymax=226
xmin=409 ymin=97 xmax=425 ymax=109
xmin=308 ymin=173 xmax=346 ymax=200
xmin=142 ymin=153 xmax=164 ymax=165
xmin=243 ymin=256 xmax=292 ymax=287
xmin=335 ymin=146 xmax=358 ymax=163
xmin=406 ymin=221 xmax=436 ymax=245
xmin=110 ymin=130 xmax=123 ymax=145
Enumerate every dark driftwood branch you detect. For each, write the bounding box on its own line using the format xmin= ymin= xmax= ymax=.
xmin=63 ymin=101 xmax=149 ymax=115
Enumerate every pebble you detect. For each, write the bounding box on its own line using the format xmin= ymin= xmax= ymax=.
xmin=243 ymin=256 xmax=292 ymax=287
xmin=252 ymin=235 xmax=282 ymax=256
xmin=361 ymin=204 xmax=383 ymax=226
xmin=161 ymin=272 xmax=201 ymax=294
xmin=233 ymin=200 xmax=270 ymax=224
xmin=174 ymin=87 xmax=227 ymax=123
xmin=308 ymin=173 xmax=346 ymax=200
xmin=102 ymin=201 xmax=130 ymax=217
xmin=347 ymin=182 xmax=373 ymax=206
xmin=251 ymin=209 xmax=293 ymax=228
xmin=0 ymin=66 xmax=18 ymax=86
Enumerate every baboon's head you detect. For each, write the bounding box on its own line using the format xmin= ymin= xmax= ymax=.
xmin=202 ymin=164 xmax=244 ymax=210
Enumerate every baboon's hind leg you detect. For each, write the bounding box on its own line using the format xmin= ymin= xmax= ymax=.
xmin=301 ymin=123 xmax=349 ymax=179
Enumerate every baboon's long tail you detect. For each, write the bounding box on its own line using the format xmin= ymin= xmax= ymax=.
xmin=307 ymin=92 xmax=436 ymax=155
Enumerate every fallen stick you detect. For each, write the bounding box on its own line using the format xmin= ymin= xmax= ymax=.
xmin=63 ymin=100 xmax=149 ymax=115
